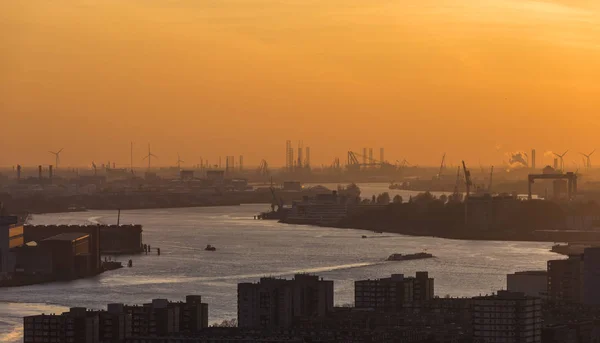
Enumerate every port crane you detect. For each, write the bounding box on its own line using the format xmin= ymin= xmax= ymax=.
xmin=437 ymin=153 xmax=446 ymax=179
xmin=462 ymin=161 xmax=472 ymax=199
xmin=257 ymin=159 xmax=269 ymax=177
xmin=488 ymin=166 xmax=494 ymax=192
xmin=347 ymin=151 xmax=392 ymax=169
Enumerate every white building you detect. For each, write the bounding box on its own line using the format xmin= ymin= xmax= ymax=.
xmin=506 ymin=271 xmax=547 ymax=298
xmin=472 ymin=290 xmax=542 ymax=343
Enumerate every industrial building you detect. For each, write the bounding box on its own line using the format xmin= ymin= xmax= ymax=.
xmin=355 ymin=272 xmax=434 ymax=311
xmin=0 ymin=215 xmax=21 ymax=277
xmin=472 ymin=290 xmax=542 ymax=343
xmin=237 ymin=274 xmax=334 ymax=329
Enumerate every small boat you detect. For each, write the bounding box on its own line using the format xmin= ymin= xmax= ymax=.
xmin=205 ymin=244 xmax=216 ymax=251
xmin=362 ymin=235 xmax=367 ymax=239
xmin=102 ymin=261 xmax=123 ymax=271
xmin=386 ymin=252 xmax=433 ymax=261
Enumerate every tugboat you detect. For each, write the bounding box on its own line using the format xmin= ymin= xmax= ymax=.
xmin=386 ymin=252 xmax=433 ymax=261
xmin=362 ymin=235 xmax=368 ymax=239
xmin=205 ymin=244 xmax=216 ymax=251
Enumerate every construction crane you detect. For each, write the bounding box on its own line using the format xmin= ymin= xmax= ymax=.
xmin=462 ymin=161 xmax=472 ymax=198
xmin=437 ymin=153 xmax=446 ymax=179
xmin=257 ymin=159 xmax=269 ymax=176
xmin=488 ymin=166 xmax=494 ymax=193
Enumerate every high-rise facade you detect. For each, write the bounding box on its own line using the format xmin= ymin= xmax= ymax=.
xmin=237 ymin=274 xmax=334 ymax=329
xmin=472 ymin=290 xmax=542 ymax=343
xmin=355 ymin=272 xmax=434 ymax=311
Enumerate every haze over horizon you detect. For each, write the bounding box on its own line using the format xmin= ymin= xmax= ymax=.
xmin=2 ymin=0 xmax=600 ymax=168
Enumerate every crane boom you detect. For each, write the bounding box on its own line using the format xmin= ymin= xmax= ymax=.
xmin=462 ymin=161 xmax=472 ymax=198
xmin=488 ymin=166 xmax=494 ymax=192
xmin=437 ymin=153 xmax=446 ymax=179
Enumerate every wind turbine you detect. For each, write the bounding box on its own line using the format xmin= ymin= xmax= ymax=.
xmin=553 ymin=150 xmax=568 ymax=172
xmin=580 ymin=149 xmax=596 ymax=169
xmin=142 ymin=144 xmax=158 ymax=169
xmin=176 ymin=153 xmax=184 ymax=170
xmin=49 ymin=148 xmax=64 ymax=168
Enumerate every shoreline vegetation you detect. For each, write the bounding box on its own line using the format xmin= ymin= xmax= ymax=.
xmin=330 ymin=191 xmax=600 ymax=243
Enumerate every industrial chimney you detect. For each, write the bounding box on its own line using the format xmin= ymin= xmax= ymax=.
xmin=16 ymin=165 xmax=21 ymax=180
xmin=553 ymin=158 xmax=559 ymax=170
xmin=531 ymin=149 xmax=536 ymax=169
xmin=38 ymin=165 xmax=42 ymax=179
xmin=49 ymin=165 xmax=53 ymax=179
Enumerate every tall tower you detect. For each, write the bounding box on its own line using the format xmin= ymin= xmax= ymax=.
xmin=369 ymin=148 xmax=373 ymax=164
xmin=305 ymin=147 xmax=311 ymax=169
xmin=239 ymin=155 xmax=244 ymax=171
xmin=380 ymin=148 xmax=384 ymax=165
xmin=363 ymin=148 xmax=367 ymax=165
xmin=286 ymin=140 xmax=293 ymax=171
xmin=297 ymin=141 xmax=303 ymax=170
xmin=531 ymin=149 xmax=536 ymax=169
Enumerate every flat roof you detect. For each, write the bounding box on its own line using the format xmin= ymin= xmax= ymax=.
xmin=42 ymin=232 xmax=89 ymax=242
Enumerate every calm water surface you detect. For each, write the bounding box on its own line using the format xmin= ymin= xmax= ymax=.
xmin=0 ymin=186 xmax=557 ymax=342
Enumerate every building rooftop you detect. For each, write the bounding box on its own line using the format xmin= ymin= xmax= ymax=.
xmin=473 ymin=290 xmax=539 ymax=300
xmin=511 ymin=270 xmax=547 ymax=275
xmin=42 ymin=232 xmax=90 ymax=242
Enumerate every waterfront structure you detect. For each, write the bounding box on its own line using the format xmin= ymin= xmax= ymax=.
xmin=0 ymin=215 xmax=20 ymax=277
xmin=24 ymin=224 xmax=143 ymax=256
xmin=466 ymin=193 xmax=520 ymax=231
xmin=472 ymin=290 xmax=542 ymax=343
xmin=507 ymin=270 xmax=547 ymax=298
xmin=583 ymin=247 xmax=600 ymax=305
xmin=282 ymin=191 xmax=361 ymax=226
xmin=547 ymin=255 xmax=584 ymax=303
xmin=355 ymin=272 xmax=434 ymax=311
xmin=237 ymin=274 xmax=334 ymax=329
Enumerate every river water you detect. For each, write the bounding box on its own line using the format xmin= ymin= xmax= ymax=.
xmin=0 ymin=186 xmax=558 ymax=342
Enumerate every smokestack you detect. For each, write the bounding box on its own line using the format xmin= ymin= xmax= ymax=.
xmin=38 ymin=165 xmax=42 ymax=179
xmin=363 ymin=148 xmax=367 ymax=165
xmin=531 ymin=149 xmax=536 ymax=169
xmin=380 ymin=148 xmax=384 ymax=164
xmin=49 ymin=165 xmax=53 ymax=179
xmin=554 ymin=158 xmax=559 ymax=170
xmin=369 ymin=148 xmax=373 ymax=164
xmin=239 ymin=155 xmax=243 ymax=171
xmin=16 ymin=165 xmax=21 ymax=180
xmin=305 ymin=147 xmax=311 ymax=168
xmin=297 ymin=143 xmax=303 ymax=169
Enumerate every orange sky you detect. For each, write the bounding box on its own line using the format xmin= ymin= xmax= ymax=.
xmin=2 ymin=0 xmax=600 ymax=168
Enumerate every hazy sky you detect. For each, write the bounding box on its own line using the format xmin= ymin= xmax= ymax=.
xmin=2 ymin=0 xmax=600 ymax=168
